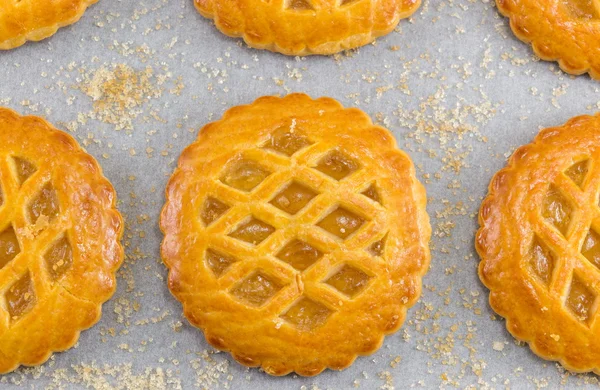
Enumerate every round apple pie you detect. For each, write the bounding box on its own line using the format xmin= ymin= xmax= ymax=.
xmin=496 ymin=0 xmax=600 ymax=79
xmin=0 ymin=0 xmax=99 ymax=50
xmin=161 ymin=94 xmax=431 ymax=376
xmin=478 ymin=113 xmax=600 ymax=373
xmin=0 ymin=108 xmax=123 ymax=373
xmin=194 ymin=0 xmax=421 ymax=55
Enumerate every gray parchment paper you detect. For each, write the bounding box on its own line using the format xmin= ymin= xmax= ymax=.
xmin=1 ymin=0 xmax=600 ymax=388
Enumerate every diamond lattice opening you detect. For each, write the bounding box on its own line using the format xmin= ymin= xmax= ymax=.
xmin=230 ymin=271 xmax=284 ymax=307
xmin=270 ymin=181 xmax=318 ymax=215
xmin=220 ymin=159 xmax=271 ymax=192
xmin=28 ymin=182 xmax=59 ymax=223
xmin=325 ymin=264 xmax=372 ymax=297
xmin=5 ymin=272 xmax=36 ymax=321
xmin=264 ymin=126 xmax=312 ymax=156
xmin=44 ymin=235 xmax=73 ymax=281
xmin=229 ymin=217 xmax=276 ymax=245
xmin=0 ymin=225 xmax=20 ymax=270
xmin=581 ymin=228 xmax=600 ymax=270
xmin=280 ymin=297 xmax=332 ymax=331
xmin=542 ymin=185 xmax=573 ymax=237
xmin=201 ymin=197 xmax=230 ymax=226
xmin=205 ymin=248 xmax=238 ymax=278
xmin=276 ymin=239 xmax=323 ymax=271
xmin=315 ymin=150 xmax=359 ymax=181
xmin=362 ymin=184 xmax=381 ymax=204
xmin=286 ymin=0 xmax=315 ymax=10
xmin=566 ymin=274 xmax=597 ymax=324
xmin=317 ymin=206 xmax=365 ymax=240
xmin=368 ymin=235 xmax=387 ymax=257
xmin=528 ymin=236 xmax=556 ymax=286
xmin=564 ymin=159 xmax=590 ymax=189
xmin=12 ymin=156 xmax=36 ymax=186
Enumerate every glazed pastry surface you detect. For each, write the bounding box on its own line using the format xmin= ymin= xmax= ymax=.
xmin=477 ymin=113 xmax=600 ymax=374
xmin=194 ymin=0 xmax=421 ymax=55
xmin=0 ymin=108 xmax=123 ymax=373
xmin=161 ymin=94 xmax=431 ymax=376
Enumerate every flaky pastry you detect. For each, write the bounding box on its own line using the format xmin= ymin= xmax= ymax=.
xmin=0 ymin=108 xmax=123 ymax=373
xmin=496 ymin=0 xmax=600 ymax=79
xmin=194 ymin=0 xmax=421 ymax=55
xmin=477 ymin=113 xmax=600 ymax=373
xmin=161 ymin=94 xmax=431 ymax=376
xmin=0 ymin=0 xmax=98 ymax=50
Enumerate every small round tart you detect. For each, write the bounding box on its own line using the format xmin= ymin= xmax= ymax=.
xmin=161 ymin=94 xmax=431 ymax=376
xmin=194 ymin=0 xmax=421 ymax=55
xmin=477 ymin=113 xmax=600 ymax=374
xmin=0 ymin=0 xmax=98 ymax=50
xmin=0 ymin=108 xmax=123 ymax=373
xmin=497 ymin=0 xmax=600 ymax=79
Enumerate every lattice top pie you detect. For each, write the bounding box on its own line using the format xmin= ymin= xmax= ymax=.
xmin=497 ymin=0 xmax=600 ymax=79
xmin=194 ymin=0 xmax=421 ymax=55
xmin=0 ymin=108 xmax=123 ymax=373
xmin=0 ymin=0 xmax=98 ymax=50
xmin=477 ymin=114 xmax=600 ymax=373
xmin=161 ymin=94 xmax=431 ymax=376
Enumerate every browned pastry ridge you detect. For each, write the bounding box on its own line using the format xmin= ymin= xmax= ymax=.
xmin=0 ymin=108 xmax=124 ymax=373
xmin=497 ymin=0 xmax=600 ymax=79
xmin=160 ymin=94 xmax=431 ymax=376
xmin=477 ymin=113 xmax=600 ymax=374
xmin=0 ymin=0 xmax=98 ymax=50
xmin=194 ymin=0 xmax=421 ymax=55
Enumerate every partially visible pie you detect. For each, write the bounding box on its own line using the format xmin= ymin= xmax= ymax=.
xmin=0 ymin=108 xmax=123 ymax=373
xmin=497 ymin=0 xmax=600 ymax=79
xmin=477 ymin=113 xmax=600 ymax=373
xmin=161 ymin=94 xmax=431 ymax=376
xmin=194 ymin=0 xmax=421 ymax=55
xmin=0 ymin=0 xmax=98 ymax=50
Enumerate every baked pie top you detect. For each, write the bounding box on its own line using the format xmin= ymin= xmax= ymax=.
xmin=497 ymin=0 xmax=600 ymax=79
xmin=161 ymin=94 xmax=431 ymax=376
xmin=477 ymin=113 xmax=600 ymax=373
xmin=194 ymin=0 xmax=421 ymax=55
xmin=0 ymin=108 xmax=123 ymax=373
xmin=0 ymin=0 xmax=98 ymax=50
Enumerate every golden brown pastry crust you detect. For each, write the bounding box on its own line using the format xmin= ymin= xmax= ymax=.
xmin=497 ymin=0 xmax=600 ymax=79
xmin=194 ymin=0 xmax=421 ymax=55
xmin=0 ymin=0 xmax=98 ymax=50
xmin=477 ymin=113 xmax=600 ymax=374
xmin=161 ymin=94 xmax=431 ymax=376
xmin=0 ymin=107 xmax=123 ymax=373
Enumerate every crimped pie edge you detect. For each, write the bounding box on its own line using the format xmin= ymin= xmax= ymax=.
xmin=160 ymin=93 xmax=431 ymax=376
